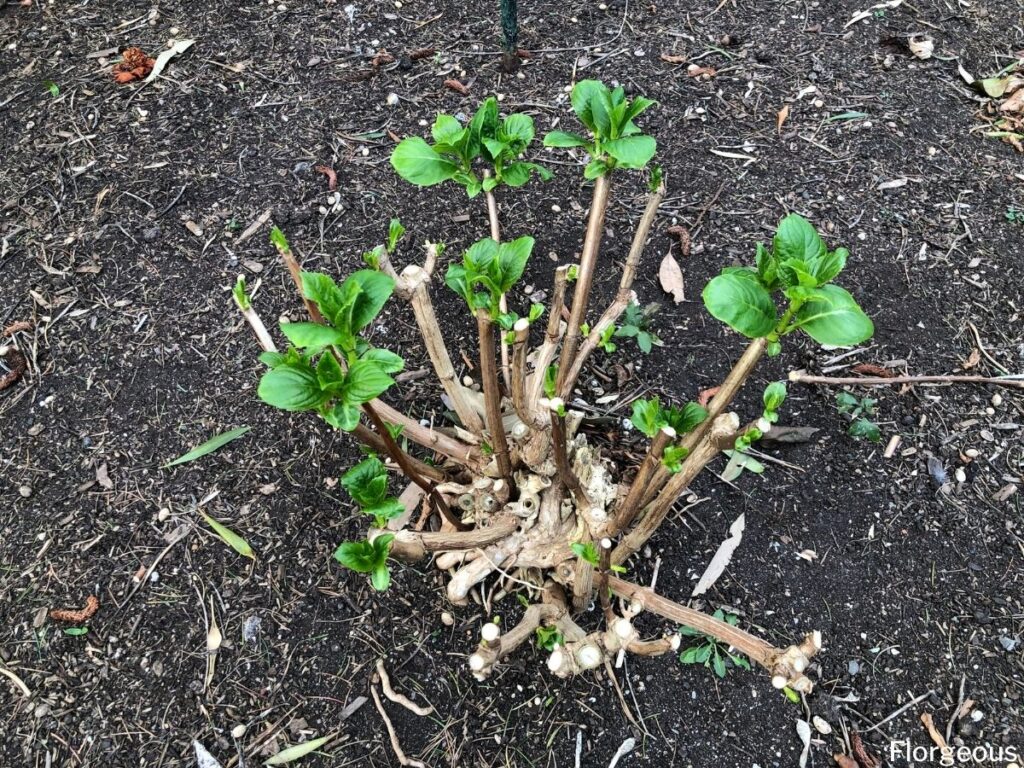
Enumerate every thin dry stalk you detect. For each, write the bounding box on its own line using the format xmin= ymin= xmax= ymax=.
xmin=402 ymin=264 xmax=485 ymax=433
xmin=376 ymin=659 xmax=434 ymax=716
xmin=527 ymin=265 xmax=570 ymax=418
xmin=483 ymin=171 xmax=512 ymax=393
xmin=476 ymin=309 xmax=513 ymax=485
xmin=234 ymin=300 xmax=278 ymax=354
xmin=510 ymin=318 xmax=533 ymax=426
xmin=560 ymin=179 xmax=665 ymax=395
xmin=789 ymin=370 xmax=1024 ymax=391
xmin=371 ymin=685 xmax=427 ymax=768
xmin=611 ymin=426 xmax=674 ymax=534
xmin=556 ymin=174 xmax=612 ymax=392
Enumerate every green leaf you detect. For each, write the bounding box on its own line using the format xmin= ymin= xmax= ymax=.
xmin=431 ymin=114 xmax=465 ymax=145
xmin=570 ymin=541 xmax=600 ymax=566
xmin=848 ymin=418 xmax=881 ymax=442
xmin=604 ymin=135 xmax=657 ymax=169
xmin=778 ymin=258 xmax=819 ymax=289
xmin=64 ymin=627 xmax=89 ymax=636
xmin=661 ymin=444 xmax=688 ymax=474
xmin=445 ymin=263 xmax=474 ymax=307
xmin=364 ymin=499 xmax=406 ymax=524
xmin=343 ymin=270 xmax=395 ymax=333
xmin=630 ymin=398 xmax=661 ymax=438
xmin=543 ymin=130 xmax=589 ymax=148
xmin=500 ymin=162 xmax=531 ymax=187
xmin=467 ymin=97 xmax=499 ymax=159
xmin=648 ymin=164 xmax=663 ymax=193
xmin=390 ymin=136 xmax=458 ymax=186
xmin=342 ymin=360 xmax=395 ymax=404
xmin=544 ymin=365 xmax=558 ymax=398
xmin=528 ymin=303 xmax=544 ymax=323
xmin=694 ymin=644 xmax=713 ymax=663
xmin=483 ymin=137 xmax=508 ymax=161
xmin=662 ymin=402 xmax=707 ymax=435
xmin=300 ymin=272 xmax=345 ymax=323
xmin=232 ymin=275 xmax=251 ymax=310
xmin=334 ymin=540 xmax=377 ymax=572
xmin=793 ymin=285 xmax=874 ymax=346
xmin=636 ymin=331 xmax=655 ymax=354
xmin=44 ymin=80 xmax=60 ymax=98
xmin=342 ymin=456 xmax=389 ymax=506
xmin=269 ymin=226 xmax=291 ymax=253
xmin=570 ymin=80 xmax=609 ymax=132
xmin=370 ymin=564 xmax=391 ymax=592
xmin=495 ymin=236 xmax=535 ymax=292
xmin=280 ymin=322 xmax=345 ymax=350
xmin=387 ymin=218 xmax=405 ymax=252
xmin=835 ymin=391 xmax=859 ymax=413
xmin=679 ymin=646 xmax=703 ymax=664
xmin=773 ymin=214 xmax=826 ymax=266
xmin=321 ymin=401 xmax=361 ymax=431
xmin=500 ymin=113 xmax=535 ymax=145
xmin=763 ymin=382 xmax=787 ymax=413
xmin=755 ymin=242 xmax=779 ymax=289
xmin=702 ymin=272 xmax=778 ymax=338
xmin=583 ymin=158 xmax=608 ymax=179
xmin=712 ymin=653 xmax=727 ymax=678
xmin=361 ymin=348 xmax=405 ymax=374
xmin=163 ymin=426 xmax=251 ymax=468
xmin=812 ymin=247 xmax=848 ymax=285
xmin=264 ymin=735 xmax=333 ymax=766
xmin=731 ymin=654 xmax=751 ymax=671
xmin=200 ymin=511 xmax=256 ymax=560
xmin=258 ymin=364 xmax=330 ymax=411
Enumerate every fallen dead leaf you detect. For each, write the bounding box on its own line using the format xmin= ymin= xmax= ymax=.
xmin=145 ymin=38 xmax=196 ymax=83
xmin=851 ymin=363 xmax=893 ymax=377
xmin=660 ymin=53 xmax=687 ymax=64
xmin=96 ymin=463 xmax=113 ymax=490
xmin=961 ymin=348 xmax=981 ymax=369
xmin=777 ymin=103 xmax=790 ymax=133
xmin=687 ymin=64 xmax=716 ymax=78
xmin=444 ymin=78 xmax=470 ymax=95
xmin=1000 ymin=89 xmax=1024 ymax=113
xmin=315 ymin=165 xmax=338 ymax=190
xmin=692 ymin=514 xmax=744 ymax=596
xmin=659 ymin=252 xmax=685 ymax=303
xmin=833 ymin=756 xmax=858 ymax=768
xmin=665 ymin=225 xmax=690 ymax=256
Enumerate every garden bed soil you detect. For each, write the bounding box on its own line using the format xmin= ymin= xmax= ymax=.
xmin=1 ymin=0 xmax=1023 ymax=766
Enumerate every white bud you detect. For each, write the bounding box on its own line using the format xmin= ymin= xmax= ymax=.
xmin=668 ymin=634 xmax=681 ymax=651
xmin=547 ymin=649 xmax=565 ymax=673
xmin=577 ymin=644 xmax=602 ymax=669
xmin=793 ymin=655 xmax=808 ymax=673
xmin=468 ymin=654 xmax=485 ymax=672
xmin=513 ymin=317 xmax=529 ymax=332
xmin=613 ymin=618 xmax=633 ymax=640
xmin=481 ymin=622 xmax=500 ymax=642
xmin=756 ymin=417 xmax=772 ymax=433
xmin=771 ymin=674 xmax=789 ymax=689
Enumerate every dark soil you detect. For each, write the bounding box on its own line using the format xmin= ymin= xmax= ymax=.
xmin=2 ymin=1 xmax=1023 ymax=766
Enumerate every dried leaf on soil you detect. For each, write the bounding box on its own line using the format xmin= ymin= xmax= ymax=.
xmin=199 ymin=512 xmax=256 ymax=560
xmin=163 ymin=426 xmax=251 ymax=468
xmin=146 ymin=38 xmax=196 ymax=83
xmin=777 ymin=104 xmax=790 ymax=133
xmin=692 ymin=514 xmax=744 ymax=596
xmin=194 ymin=741 xmax=224 ymax=768
xmin=660 ymin=53 xmax=687 ymax=64
xmin=907 ymin=36 xmax=934 ymax=60
xmin=796 ymin=719 xmax=812 ymax=768
xmin=658 ymin=252 xmax=685 ymax=303
xmin=833 ymin=756 xmax=858 ymax=768
xmin=444 ymin=78 xmax=470 ymax=95
xmin=263 ymin=734 xmax=333 ymax=765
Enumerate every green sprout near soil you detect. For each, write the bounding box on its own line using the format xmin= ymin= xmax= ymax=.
xmin=679 ymin=610 xmax=752 ymax=678
xmin=835 ymin=391 xmax=881 ymax=442
xmin=235 ymin=81 xmax=865 ymax=693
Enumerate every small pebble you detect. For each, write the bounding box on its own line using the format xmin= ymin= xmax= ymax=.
xmin=232 ymin=724 xmax=247 ymax=739
xmin=18 ymin=485 xmax=32 ymax=498
xmin=386 ymin=93 xmax=400 ymax=106
xmin=964 ymin=448 xmax=979 ymax=458
xmin=441 ymin=611 xmax=454 ymax=626
xmin=991 ymin=393 xmax=1002 ymax=407
xmin=551 ymin=204 xmax=561 ymax=213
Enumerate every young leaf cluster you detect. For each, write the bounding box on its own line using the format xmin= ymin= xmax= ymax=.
xmin=535 ymin=625 xmax=564 ymax=652
xmin=615 ymin=302 xmax=662 ymax=354
xmin=678 ymin=610 xmax=752 ymax=678
xmin=390 ymin=97 xmax=551 ymax=198
xmin=257 ymin=230 xmax=404 ymax=431
xmin=836 ymin=391 xmax=881 ymax=442
xmin=446 ymin=236 xmax=535 ymax=316
xmin=702 ymin=214 xmax=873 ymax=348
xmin=334 ymin=534 xmax=394 ymax=592
xmin=342 ymin=455 xmax=405 ymax=528
xmin=630 ymin=397 xmax=707 ymax=473
xmin=362 ymin=218 xmax=406 ymax=270
xmin=734 ymin=381 xmax=787 ymax=452
xmin=543 ymin=80 xmax=658 ymax=179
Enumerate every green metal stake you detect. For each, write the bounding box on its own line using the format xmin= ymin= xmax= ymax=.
xmin=500 ymin=0 xmax=519 ymax=72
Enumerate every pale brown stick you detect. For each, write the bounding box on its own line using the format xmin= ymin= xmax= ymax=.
xmin=476 ymin=309 xmax=514 ymax=485
xmin=385 ymin=515 xmax=519 ymax=561
xmin=371 ymin=685 xmax=427 ymax=768
xmin=527 ymin=265 xmax=570 ymax=420
xmin=610 ymin=426 xmax=674 ymax=535
xmin=607 ymin=576 xmax=774 ymax=667
xmin=614 ymin=413 xmax=739 ymax=565
xmin=561 ymin=179 xmax=666 ymax=396
xmin=233 ymin=294 xmax=279 ymax=354
xmin=510 ymin=318 xmax=533 ymax=427
xmin=375 ymin=659 xmax=434 ymax=716
xmin=401 ymin=265 xmax=486 ymax=433
xmin=556 ymin=174 xmax=612 ymax=392
xmin=789 ymin=370 xmax=1024 ymax=391
xmin=273 ymin=238 xmax=324 ymax=324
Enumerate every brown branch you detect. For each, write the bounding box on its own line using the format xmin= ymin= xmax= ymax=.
xmin=556 ymin=174 xmax=612 ymax=393
xmin=789 ymin=370 xmax=1024 ymax=391
xmin=610 ymin=426 xmax=674 ymax=536
xmin=510 ymin=318 xmax=534 ymax=427
xmin=560 ymin=178 xmax=666 ymax=396
xmin=614 ymin=413 xmax=739 ymax=565
xmin=385 ymin=514 xmax=519 ymax=561
xmin=607 ymin=575 xmax=818 ymax=690
xmin=547 ymin=399 xmax=587 ymax=503
xmin=469 ymin=584 xmax=569 ymax=679
xmin=527 ymin=265 xmax=570 ymax=420
xmin=483 ymin=171 xmax=512 ymax=394
xmin=476 ymin=309 xmax=514 ymax=486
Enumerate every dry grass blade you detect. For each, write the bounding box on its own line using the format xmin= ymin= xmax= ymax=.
xmin=163 ymin=426 xmax=251 ymax=468
xmin=199 ymin=511 xmax=256 ymax=560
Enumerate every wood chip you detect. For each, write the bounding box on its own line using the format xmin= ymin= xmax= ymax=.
xmin=443 ymin=78 xmax=469 ymax=95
